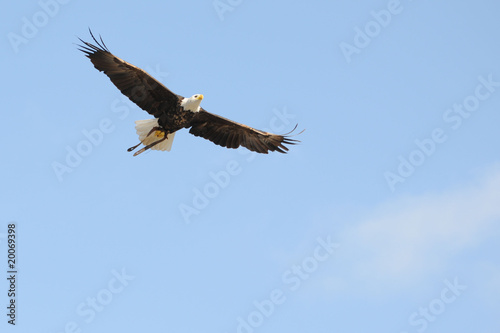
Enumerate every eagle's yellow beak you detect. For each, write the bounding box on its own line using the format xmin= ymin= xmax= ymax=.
xmin=197 ymin=94 xmax=204 ymax=100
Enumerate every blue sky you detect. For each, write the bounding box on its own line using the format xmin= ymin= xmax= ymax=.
xmin=1 ymin=0 xmax=500 ymax=332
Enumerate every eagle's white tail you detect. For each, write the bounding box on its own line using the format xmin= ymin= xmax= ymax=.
xmin=135 ymin=119 xmax=176 ymax=151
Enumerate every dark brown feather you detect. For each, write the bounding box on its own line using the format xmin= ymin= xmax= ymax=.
xmin=189 ymin=110 xmax=300 ymax=154
xmin=77 ymin=30 xmax=182 ymax=127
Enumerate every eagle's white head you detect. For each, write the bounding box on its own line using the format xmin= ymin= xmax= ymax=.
xmin=181 ymin=94 xmax=204 ymax=112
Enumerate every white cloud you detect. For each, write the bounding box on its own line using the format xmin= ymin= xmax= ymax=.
xmin=326 ymin=165 xmax=500 ymax=294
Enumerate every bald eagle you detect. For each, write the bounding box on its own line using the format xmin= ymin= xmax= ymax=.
xmin=77 ymin=31 xmax=300 ymax=156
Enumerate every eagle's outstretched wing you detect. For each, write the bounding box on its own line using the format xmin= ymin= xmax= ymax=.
xmin=189 ymin=110 xmax=300 ymax=154
xmin=77 ymin=30 xmax=180 ymax=122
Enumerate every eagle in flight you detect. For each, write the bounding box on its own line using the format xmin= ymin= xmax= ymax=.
xmin=78 ymin=31 xmax=300 ymax=156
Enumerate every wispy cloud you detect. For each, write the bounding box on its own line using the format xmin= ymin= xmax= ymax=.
xmin=324 ymin=165 xmax=500 ymax=294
